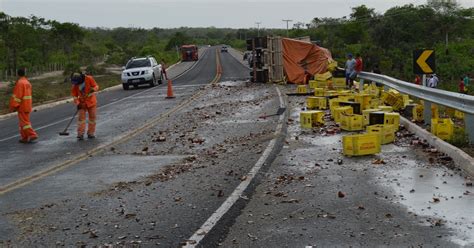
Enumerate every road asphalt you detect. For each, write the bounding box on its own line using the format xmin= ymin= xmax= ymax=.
xmin=1 ymin=46 xmax=472 ymax=248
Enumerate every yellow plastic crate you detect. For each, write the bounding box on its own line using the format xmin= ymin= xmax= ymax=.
xmin=300 ymin=111 xmax=325 ymax=128
xmin=297 ymin=85 xmax=308 ymax=94
xmin=333 ymin=106 xmax=353 ymax=123
xmin=340 ymin=114 xmax=364 ymax=131
xmin=337 ymin=95 xmax=354 ymax=102
xmin=332 ymin=77 xmax=346 ymax=88
xmin=314 ymin=88 xmax=325 ymax=96
xmin=402 ymin=94 xmax=410 ymax=106
xmin=363 ymin=83 xmax=380 ymax=96
xmin=343 ymin=133 xmax=381 ymax=156
xmin=354 ymin=94 xmax=372 ymax=110
xmin=329 ymin=98 xmax=342 ymax=114
xmin=315 ymin=71 xmax=332 ymax=81
xmin=367 ymin=124 xmax=395 ymax=145
xmin=314 ymin=97 xmax=328 ymax=110
xmin=370 ymin=99 xmax=382 ymax=109
xmin=431 ymin=118 xmax=454 ymax=140
xmin=363 ymin=108 xmax=381 ymax=126
xmin=378 ymin=106 xmax=393 ymax=112
xmin=306 ymin=97 xmax=319 ymax=110
xmin=384 ymin=113 xmax=400 ymax=130
xmin=455 ymin=110 xmax=464 ymax=120
xmin=325 ymin=90 xmax=338 ymax=96
xmin=380 ymin=92 xmax=389 ymax=103
xmin=309 ymin=80 xmax=320 ymax=89
xmin=431 ymin=104 xmax=439 ymax=119
xmin=308 ymin=80 xmax=329 ymax=88
xmin=413 ymin=105 xmax=424 ymax=122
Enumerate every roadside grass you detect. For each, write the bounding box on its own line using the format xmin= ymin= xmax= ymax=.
xmin=0 ymin=73 xmax=121 ymax=115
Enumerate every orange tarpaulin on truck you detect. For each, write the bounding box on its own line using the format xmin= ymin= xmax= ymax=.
xmin=282 ymin=38 xmax=333 ymax=84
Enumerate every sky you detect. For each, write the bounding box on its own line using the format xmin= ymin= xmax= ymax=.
xmin=1 ymin=0 xmax=473 ymax=29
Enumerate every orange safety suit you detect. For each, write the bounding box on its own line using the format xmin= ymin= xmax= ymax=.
xmin=9 ymin=77 xmax=38 ymax=142
xmin=71 ymin=75 xmax=99 ymax=136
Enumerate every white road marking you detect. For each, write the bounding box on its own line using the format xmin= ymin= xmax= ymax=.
xmin=0 ymin=50 xmax=211 ymax=143
xmin=183 ymin=86 xmax=286 ymax=247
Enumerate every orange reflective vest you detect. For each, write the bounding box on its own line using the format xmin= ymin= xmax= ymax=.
xmin=9 ymin=77 xmax=33 ymax=113
xmin=71 ymin=75 xmax=99 ymax=108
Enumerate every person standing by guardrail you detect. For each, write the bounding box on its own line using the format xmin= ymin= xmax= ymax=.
xmin=464 ymin=74 xmax=471 ymax=93
xmin=71 ymin=72 xmax=99 ymax=140
xmin=428 ymin=74 xmax=439 ymax=88
xmin=344 ymin=53 xmax=356 ymax=88
xmin=464 ymin=74 xmax=470 ymax=87
xmin=354 ymin=54 xmax=363 ymax=74
xmin=9 ymin=68 xmax=38 ymax=143
xmin=414 ymin=75 xmax=422 ymax=85
xmin=459 ymin=77 xmax=466 ymax=93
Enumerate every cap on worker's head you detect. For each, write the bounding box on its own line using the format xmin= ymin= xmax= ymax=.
xmin=70 ymin=72 xmax=84 ymax=85
xmin=347 ymin=53 xmax=353 ymax=58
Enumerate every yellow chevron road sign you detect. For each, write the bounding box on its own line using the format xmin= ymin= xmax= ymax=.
xmin=413 ymin=49 xmax=435 ymax=74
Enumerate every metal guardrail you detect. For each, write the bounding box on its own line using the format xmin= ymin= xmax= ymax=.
xmin=358 ymin=72 xmax=474 ymax=115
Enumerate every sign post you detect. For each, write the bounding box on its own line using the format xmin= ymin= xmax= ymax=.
xmin=414 ymin=49 xmax=436 ymax=125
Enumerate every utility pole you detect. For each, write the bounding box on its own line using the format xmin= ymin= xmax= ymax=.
xmin=255 ymin=22 xmax=261 ymax=37
xmin=282 ymin=19 xmax=293 ymax=37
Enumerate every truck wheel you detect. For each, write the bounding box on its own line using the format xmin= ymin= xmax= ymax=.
xmin=123 ymin=84 xmax=129 ymax=90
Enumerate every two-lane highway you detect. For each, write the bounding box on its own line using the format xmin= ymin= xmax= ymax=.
xmin=0 ymin=47 xmax=217 ymax=193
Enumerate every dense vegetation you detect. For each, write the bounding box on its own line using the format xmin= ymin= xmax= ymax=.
xmin=0 ymin=2 xmax=473 ymax=88
xmin=282 ymin=2 xmax=474 ymax=87
xmin=0 ymin=13 xmax=254 ymax=79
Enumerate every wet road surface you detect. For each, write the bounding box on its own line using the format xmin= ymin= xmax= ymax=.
xmin=1 ymin=47 xmax=472 ymax=248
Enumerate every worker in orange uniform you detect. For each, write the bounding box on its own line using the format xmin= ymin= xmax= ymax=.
xmin=71 ymin=72 xmax=99 ymax=140
xmin=9 ymin=68 xmax=38 ymax=143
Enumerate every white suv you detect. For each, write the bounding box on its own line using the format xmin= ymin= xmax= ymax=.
xmin=121 ymin=56 xmax=163 ymax=90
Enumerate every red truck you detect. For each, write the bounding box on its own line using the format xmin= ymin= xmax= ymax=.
xmin=180 ymin=45 xmax=199 ymax=61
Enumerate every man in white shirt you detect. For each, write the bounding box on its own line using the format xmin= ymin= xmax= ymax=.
xmin=344 ymin=53 xmax=356 ymax=88
xmin=428 ymin=74 xmax=439 ymax=88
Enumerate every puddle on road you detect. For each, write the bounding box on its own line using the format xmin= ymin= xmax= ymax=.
xmin=381 ymin=163 xmax=474 ymax=246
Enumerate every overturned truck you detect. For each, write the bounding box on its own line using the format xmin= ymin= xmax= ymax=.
xmin=246 ymin=36 xmax=335 ymax=84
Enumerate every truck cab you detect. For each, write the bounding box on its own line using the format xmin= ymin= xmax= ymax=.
xmin=180 ymin=45 xmax=199 ymax=61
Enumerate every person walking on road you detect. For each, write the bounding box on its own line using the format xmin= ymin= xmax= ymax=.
xmin=71 ymin=72 xmax=99 ymax=140
xmin=344 ymin=53 xmax=356 ymax=88
xmin=9 ymin=68 xmax=38 ymax=143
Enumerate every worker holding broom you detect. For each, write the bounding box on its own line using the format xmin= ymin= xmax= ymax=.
xmin=71 ymin=72 xmax=99 ymax=140
xmin=9 ymin=68 xmax=38 ymax=143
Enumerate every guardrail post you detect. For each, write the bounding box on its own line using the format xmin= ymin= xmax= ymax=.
xmin=359 ymin=79 xmax=364 ymax=92
xmin=465 ymin=114 xmax=474 ymax=144
xmin=424 ymin=100 xmax=432 ymax=125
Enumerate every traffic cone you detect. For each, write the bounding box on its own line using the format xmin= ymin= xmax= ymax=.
xmin=166 ymin=79 xmax=175 ymax=99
